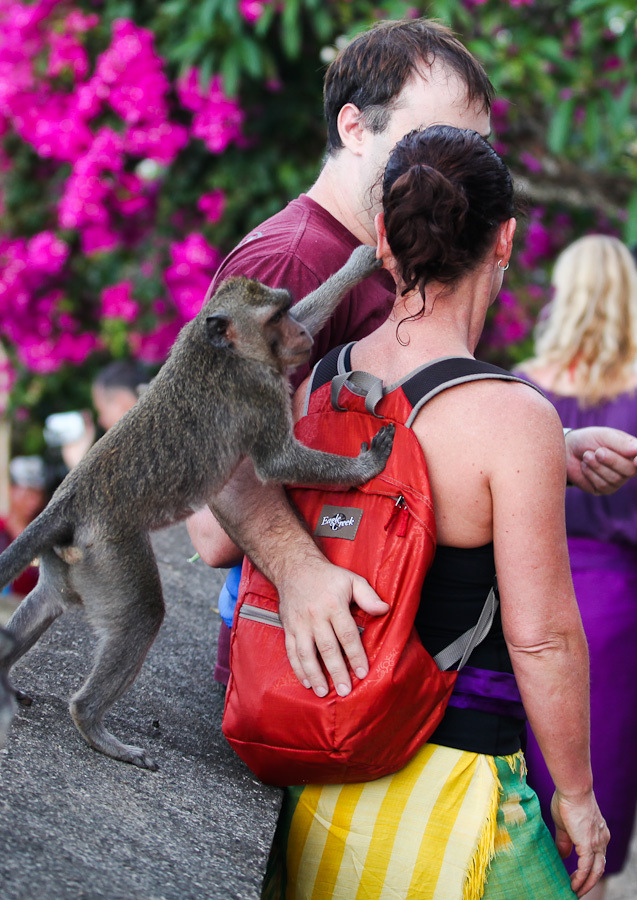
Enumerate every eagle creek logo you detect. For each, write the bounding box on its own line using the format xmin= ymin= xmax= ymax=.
xmin=314 ymin=505 xmax=363 ymax=541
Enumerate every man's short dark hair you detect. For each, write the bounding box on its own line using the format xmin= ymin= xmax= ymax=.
xmin=323 ymin=18 xmax=494 ymax=154
xmin=93 ymin=359 xmax=149 ymax=394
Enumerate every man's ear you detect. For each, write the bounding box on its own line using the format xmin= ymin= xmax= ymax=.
xmin=337 ymin=103 xmax=366 ymax=155
xmin=206 ymin=314 xmax=232 ymax=349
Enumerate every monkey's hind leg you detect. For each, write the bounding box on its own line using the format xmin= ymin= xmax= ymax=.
xmin=1 ymin=549 xmax=74 ymax=703
xmin=68 ymin=534 xmax=165 ymax=770
xmin=0 ymin=629 xmax=17 ymax=749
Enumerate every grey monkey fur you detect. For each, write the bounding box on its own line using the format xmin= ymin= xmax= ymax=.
xmin=0 ymin=629 xmax=16 ymax=752
xmin=0 ymin=245 xmax=394 ymax=769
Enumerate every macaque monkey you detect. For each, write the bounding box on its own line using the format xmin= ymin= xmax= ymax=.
xmin=0 ymin=629 xmax=16 ymax=751
xmin=0 ymin=245 xmax=394 ymax=769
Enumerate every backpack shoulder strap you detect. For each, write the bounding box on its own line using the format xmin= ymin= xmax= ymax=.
xmin=308 ymin=352 xmax=543 ymax=425
xmin=401 ymin=357 xmax=543 ymax=428
xmin=303 ymin=343 xmax=355 ymax=416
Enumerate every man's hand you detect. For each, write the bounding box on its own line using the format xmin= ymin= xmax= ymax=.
xmin=565 ymin=426 xmax=637 ymax=495
xmin=276 ymin=554 xmax=389 ymax=698
xmin=550 ymin=790 xmax=609 ymax=898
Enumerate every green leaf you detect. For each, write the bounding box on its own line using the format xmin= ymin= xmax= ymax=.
xmin=219 ymin=0 xmax=242 ymax=28
xmin=609 ymin=84 xmax=634 ymax=133
xmin=236 ymin=35 xmax=264 ymax=79
xmin=625 ymin=188 xmax=637 ymax=247
xmin=568 ymin=0 xmax=608 ymax=14
xmin=254 ymin=3 xmax=276 ymax=36
xmin=547 ymin=99 xmax=576 ymax=155
xmin=160 ymin=0 xmax=190 ymax=19
xmin=617 ymin=23 xmax=637 ymax=61
xmin=198 ymin=0 xmax=222 ymax=31
xmin=583 ymin=104 xmax=601 ymax=155
xmin=220 ymin=47 xmax=241 ymax=95
xmin=281 ymin=0 xmax=302 ymax=58
xmin=199 ymin=52 xmax=215 ymax=87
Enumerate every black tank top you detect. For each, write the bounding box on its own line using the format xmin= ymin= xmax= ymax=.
xmin=416 ymin=544 xmax=525 ymax=756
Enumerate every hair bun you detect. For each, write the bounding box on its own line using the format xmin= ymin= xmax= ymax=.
xmin=381 ymin=126 xmax=514 ymax=297
xmin=384 ymin=164 xmax=469 ymax=292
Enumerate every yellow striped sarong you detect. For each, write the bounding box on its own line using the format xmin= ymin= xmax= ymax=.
xmin=265 ymin=743 xmax=501 ymax=900
xmin=263 ymin=745 xmax=577 ymax=900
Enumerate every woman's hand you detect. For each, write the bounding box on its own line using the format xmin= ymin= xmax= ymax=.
xmin=550 ymin=789 xmax=610 ymax=898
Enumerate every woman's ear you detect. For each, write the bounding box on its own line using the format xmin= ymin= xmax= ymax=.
xmin=374 ymin=212 xmax=399 ymax=284
xmin=337 ymin=103 xmax=366 ymax=156
xmin=495 ymin=217 xmax=517 ymax=268
xmin=374 ymin=212 xmax=388 ymax=260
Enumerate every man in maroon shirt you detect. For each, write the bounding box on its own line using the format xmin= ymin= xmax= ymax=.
xmin=188 ymin=18 xmax=637 ymax=696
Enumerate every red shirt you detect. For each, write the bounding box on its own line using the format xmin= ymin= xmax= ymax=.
xmin=208 ymin=194 xmax=396 ymax=387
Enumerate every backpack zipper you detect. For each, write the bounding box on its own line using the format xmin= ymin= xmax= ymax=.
xmin=239 ymin=604 xmax=283 ymax=627
xmin=238 ymin=603 xmax=364 ymax=633
xmin=384 ymin=494 xmax=410 ymax=536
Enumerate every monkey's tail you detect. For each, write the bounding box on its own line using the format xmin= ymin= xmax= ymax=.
xmin=0 ymin=503 xmax=72 ymax=591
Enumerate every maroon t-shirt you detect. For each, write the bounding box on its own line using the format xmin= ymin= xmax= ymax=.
xmin=208 ymin=194 xmax=396 ymax=388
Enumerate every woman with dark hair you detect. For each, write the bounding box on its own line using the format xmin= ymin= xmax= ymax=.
xmin=260 ymin=127 xmax=609 ymax=900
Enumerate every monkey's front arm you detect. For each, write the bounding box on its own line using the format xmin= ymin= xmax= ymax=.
xmin=252 ymin=424 xmax=395 ymax=487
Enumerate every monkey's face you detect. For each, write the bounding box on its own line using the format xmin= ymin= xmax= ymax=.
xmin=204 ymin=279 xmax=313 ymax=374
xmin=267 ymin=306 xmax=313 ymax=372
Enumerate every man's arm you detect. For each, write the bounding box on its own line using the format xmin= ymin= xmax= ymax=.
xmin=205 ymin=458 xmax=389 ymax=698
xmin=565 ymin=426 xmax=637 ymax=494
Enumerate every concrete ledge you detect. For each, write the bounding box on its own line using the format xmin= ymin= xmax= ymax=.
xmin=0 ymin=524 xmax=282 ymax=900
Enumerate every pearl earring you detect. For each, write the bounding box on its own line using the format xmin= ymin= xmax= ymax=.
xmin=498 ymin=259 xmax=510 ymax=271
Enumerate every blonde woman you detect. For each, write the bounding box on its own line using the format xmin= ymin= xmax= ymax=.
xmin=517 ymin=234 xmax=637 ymax=899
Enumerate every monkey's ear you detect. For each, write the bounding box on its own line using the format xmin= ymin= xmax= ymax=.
xmin=206 ymin=314 xmax=232 ymax=349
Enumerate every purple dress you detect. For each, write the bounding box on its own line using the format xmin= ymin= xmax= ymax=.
xmin=520 ymin=379 xmax=637 ymax=875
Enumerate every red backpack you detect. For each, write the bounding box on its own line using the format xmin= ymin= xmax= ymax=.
xmin=222 ymin=345 xmax=528 ymax=786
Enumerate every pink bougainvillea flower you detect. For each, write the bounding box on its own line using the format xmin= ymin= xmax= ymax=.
xmin=170 ymin=233 xmax=221 ymax=269
xmin=0 ymin=353 xmax=16 ymax=413
xmin=177 ymin=69 xmax=244 ymax=154
xmin=15 ymin=323 xmax=100 ymax=374
xmin=80 ymin=224 xmax=120 ymax=254
xmin=490 ymin=98 xmax=511 ymax=134
xmin=518 ymin=211 xmax=556 ymax=269
xmin=100 ymin=280 xmax=140 ymax=322
xmin=164 ymin=233 xmax=221 ymax=319
xmin=125 ymin=120 xmax=188 ymax=165
xmin=197 ymin=189 xmax=226 ymax=224
xmin=27 ymin=231 xmax=69 ymax=274
xmin=12 ymin=90 xmax=94 ymax=161
xmin=519 ymin=151 xmax=543 ymax=174
xmin=47 ymin=30 xmax=90 ymax=79
xmin=129 ymin=318 xmax=182 ymax=363
xmin=64 ymin=9 xmax=99 ymax=34
xmin=489 ymin=290 xmax=532 ymax=348
xmin=238 ymin=0 xmax=269 ymax=24
xmin=93 ymin=19 xmax=171 ymax=126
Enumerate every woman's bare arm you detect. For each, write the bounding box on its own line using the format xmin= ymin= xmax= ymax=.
xmin=489 ymin=388 xmax=609 ymax=897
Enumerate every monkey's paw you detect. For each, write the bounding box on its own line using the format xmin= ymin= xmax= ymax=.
xmin=363 ymin=423 xmax=395 ymax=469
